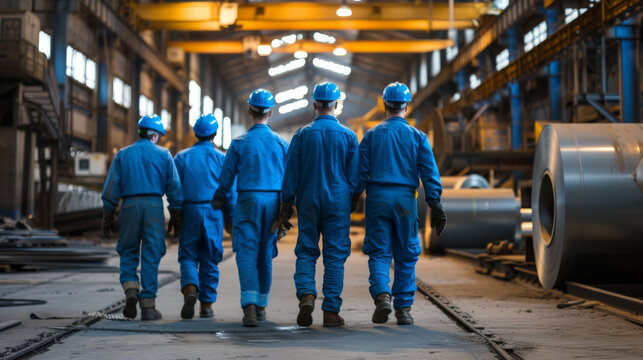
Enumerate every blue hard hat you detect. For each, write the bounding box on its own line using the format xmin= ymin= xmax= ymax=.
xmin=138 ymin=114 xmax=166 ymax=136
xmin=248 ymin=89 xmax=275 ymax=113
xmin=382 ymin=82 xmax=412 ymax=103
xmin=193 ymin=113 xmax=219 ymax=137
xmin=312 ymin=82 xmax=340 ymax=102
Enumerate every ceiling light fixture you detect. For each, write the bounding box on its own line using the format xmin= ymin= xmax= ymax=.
xmin=333 ymin=46 xmax=347 ymax=56
xmin=257 ymin=44 xmax=272 ymax=56
xmin=336 ymin=0 xmax=352 ymax=17
xmin=294 ymin=50 xmax=308 ymax=59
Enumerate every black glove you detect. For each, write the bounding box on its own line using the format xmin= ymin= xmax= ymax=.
xmin=276 ymin=219 xmax=293 ymax=241
xmin=211 ymin=197 xmax=225 ymax=210
xmin=224 ymin=220 xmax=233 ymax=235
xmin=428 ymin=200 xmax=447 ymax=236
xmin=279 ymin=202 xmax=294 ymax=221
xmin=351 ymin=193 xmax=361 ymax=213
xmin=101 ymin=210 xmax=117 ymax=239
xmin=168 ymin=208 xmax=182 ymax=237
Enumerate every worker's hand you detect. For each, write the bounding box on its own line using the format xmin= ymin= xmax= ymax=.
xmin=224 ymin=220 xmax=233 ymax=235
xmin=428 ymin=200 xmax=447 ymax=236
xmin=211 ymin=197 xmax=225 ymax=210
xmin=276 ymin=219 xmax=293 ymax=241
xmin=101 ymin=210 xmax=117 ymax=239
xmin=279 ymin=202 xmax=294 ymax=221
xmin=351 ymin=194 xmax=361 ymax=213
xmin=167 ymin=208 xmax=182 ymax=237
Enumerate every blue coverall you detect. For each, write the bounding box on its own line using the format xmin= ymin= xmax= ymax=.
xmin=282 ymin=115 xmax=359 ymax=313
xmin=174 ymin=140 xmax=236 ymax=304
xmin=357 ymin=117 xmax=442 ymax=309
xmin=102 ymin=138 xmax=183 ymax=300
xmin=212 ymin=124 xmax=289 ymax=308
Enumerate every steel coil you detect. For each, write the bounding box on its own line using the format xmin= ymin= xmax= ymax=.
xmin=423 ymin=188 xmax=520 ymax=252
xmin=532 ymin=124 xmax=643 ymax=289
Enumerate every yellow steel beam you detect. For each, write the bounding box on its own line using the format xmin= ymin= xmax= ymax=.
xmin=168 ymin=39 xmax=454 ymax=54
xmin=130 ymin=1 xmax=491 ymax=31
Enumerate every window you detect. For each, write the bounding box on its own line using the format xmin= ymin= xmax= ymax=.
xmin=496 ymin=49 xmax=509 ymax=71
xmin=464 ymin=29 xmax=475 ymax=44
xmin=469 ymin=74 xmax=481 ymax=89
xmin=203 ymin=95 xmax=214 ymax=114
xmin=431 ymin=51 xmax=441 ymax=76
xmin=213 ymin=108 xmax=223 ymax=146
xmin=112 ymin=77 xmax=132 ymax=109
xmin=524 ymin=21 xmax=547 ymax=52
xmin=161 ymin=109 xmax=171 ymax=131
xmin=494 ymin=0 xmax=509 ymax=10
xmin=66 ymin=46 xmax=97 ymax=89
xmin=39 ymin=31 xmax=51 ymax=59
xmin=222 ymin=116 xmax=232 ymax=150
xmin=188 ymin=80 xmax=201 ymax=126
xmin=139 ymin=95 xmax=154 ymax=117
xmin=278 ymin=99 xmax=309 ymax=114
xmin=564 ymin=8 xmax=587 ymax=24
xmin=446 ymin=46 xmax=458 ymax=61
xmin=419 ymin=53 xmax=428 ymax=88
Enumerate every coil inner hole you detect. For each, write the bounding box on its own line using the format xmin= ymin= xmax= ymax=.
xmin=539 ymin=172 xmax=555 ymax=246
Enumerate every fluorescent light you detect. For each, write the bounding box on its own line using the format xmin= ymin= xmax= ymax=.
xmin=312 ymin=58 xmax=351 ymax=76
xmin=336 ymin=5 xmax=352 ymax=17
xmin=213 ymin=108 xmax=223 ymax=146
xmin=268 ymin=58 xmax=306 ymax=76
xmin=279 ymin=99 xmax=309 ymax=114
xmin=271 ymin=34 xmax=297 ymax=48
xmin=452 ymin=92 xmax=461 ymax=102
xmin=294 ymin=50 xmax=308 ymax=59
xmin=333 ymin=47 xmax=347 ymax=56
xmin=275 ymin=86 xmax=308 ymax=104
xmin=271 ymin=39 xmax=282 ymax=48
xmin=340 ymin=91 xmax=346 ymax=100
xmin=313 ymin=32 xmax=336 ymax=44
xmin=257 ymin=44 xmax=272 ymax=56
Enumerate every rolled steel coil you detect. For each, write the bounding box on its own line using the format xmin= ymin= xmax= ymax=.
xmin=423 ymin=188 xmax=520 ymax=252
xmin=417 ymin=174 xmax=490 ymax=229
xmin=532 ymin=124 xmax=643 ymax=289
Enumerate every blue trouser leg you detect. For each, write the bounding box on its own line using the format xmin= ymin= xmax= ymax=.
xmin=178 ymin=206 xmax=202 ymax=292
xmin=234 ymin=192 xmax=279 ymax=308
xmin=391 ymin=195 xmax=420 ymax=309
xmin=294 ymin=198 xmax=321 ymax=300
xmin=319 ymin=205 xmax=351 ymax=313
xmin=117 ymin=199 xmax=143 ymax=287
xmin=363 ymin=195 xmax=393 ymax=299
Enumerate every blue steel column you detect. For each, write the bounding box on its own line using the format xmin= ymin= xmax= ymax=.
xmin=52 ymin=0 xmax=69 ymax=129
xmin=132 ymin=57 xmax=143 ymax=140
xmin=613 ymin=18 xmax=640 ymax=123
xmin=97 ymin=34 xmax=109 ymax=152
xmin=546 ymin=9 xmax=563 ymax=121
xmin=507 ymin=26 xmax=522 ymax=149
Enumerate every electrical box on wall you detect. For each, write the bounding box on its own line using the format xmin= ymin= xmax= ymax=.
xmin=0 ymin=11 xmax=40 ymax=46
xmin=74 ymin=153 xmax=107 ymax=177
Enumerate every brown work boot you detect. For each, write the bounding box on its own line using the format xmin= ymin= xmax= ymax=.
xmin=297 ymin=294 xmax=315 ymax=327
xmin=181 ymin=284 xmax=198 ymax=319
xmin=122 ymin=287 xmax=139 ymax=319
xmin=200 ymin=302 xmax=213 ymax=318
xmin=140 ymin=298 xmax=163 ymax=321
xmin=256 ymin=306 xmax=266 ymax=321
xmin=395 ymin=307 xmax=413 ymax=325
xmin=243 ymin=304 xmax=258 ymax=327
xmin=372 ymin=293 xmax=393 ymax=324
xmin=323 ymin=311 xmax=345 ymax=327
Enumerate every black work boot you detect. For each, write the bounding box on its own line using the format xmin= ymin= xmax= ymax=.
xmin=372 ymin=293 xmax=393 ymax=324
xmin=200 ymin=302 xmax=213 ymax=318
xmin=395 ymin=307 xmax=413 ymax=325
xmin=140 ymin=298 xmax=163 ymax=321
xmin=181 ymin=284 xmax=198 ymax=319
xmin=122 ymin=282 xmax=139 ymax=319
xmin=243 ymin=304 xmax=258 ymax=327
xmin=323 ymin=311 xmax=345 ymax=327
xmin=256 ymin=306 xmax=266 ymax=321
xmin=297 ymin=294 xmax=315 ymax=327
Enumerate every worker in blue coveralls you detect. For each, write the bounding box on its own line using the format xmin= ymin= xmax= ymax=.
xmin=101 ymin=114 xmax=183 ymax=321
xmin=173 ymin=114 xmax=236 ymax=320
xmin=357 ymin=82 xmax=447 ymax=325
xmin=280 ymin=82 xmax=359 ymax=328
xmin=211 ymin=89 xmax=289 ymax=327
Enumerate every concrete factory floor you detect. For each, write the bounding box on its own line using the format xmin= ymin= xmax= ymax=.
xmin=1 ymin=226 xmax=642 ymax=359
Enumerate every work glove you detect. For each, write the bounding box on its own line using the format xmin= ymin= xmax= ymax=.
xmin=279 ymin=202 xmax=294 ymax=222
xmin=101 ymin=210 xmax=117 ymax=239
xmin=276 ymin=219 xmax=293 ymax=241
xmin=351 ymin=193 xmax=361 ymax=213
xmin=428 ymin=200 xmax=447 ymax=236
xmin=211 ymin=197 xmax=225 ymax=210
xmin=167 ymin=208 xmax=182 ymax=237
xmin=224 ymin=220 xmax=233 ymax=236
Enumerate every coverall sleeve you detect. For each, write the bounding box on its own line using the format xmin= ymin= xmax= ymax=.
xmin=356 ymin=134 xmax=370 ymax=194
xmin=346 ymin=132 xmax=360 ymax=195
xmin=281 ymin=131 xmax=301 ymax=204
xmin=165 ymin=151 xmax=183 ymax=209
xmin=173 ymin=154 xmax=184 ymax=182
xmin=223 ymin=177 xmax=237 ymax=222
xmin=418 ymin=133 xmax=442 ymax=203
xmin=212 ymin=142 xmax=238 ymax=203
xmin=101 ymin=153 xmax=122 ymax=212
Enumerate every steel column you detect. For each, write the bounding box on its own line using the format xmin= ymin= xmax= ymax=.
xmin=97 ymin=33 xmax=109 ymax=152
xmin=52 ymin=1 xmax=69 ymax=117
xmin=613 ymin=18 xmax=640 ymax=123
xmin=546 ymin=9 xmax=563 ymax=121
xmin=507 ymin=26 xmax=522 ymax=150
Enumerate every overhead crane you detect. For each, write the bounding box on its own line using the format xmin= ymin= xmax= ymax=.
xmin=124 ymin=1 xmax=492 ymax=31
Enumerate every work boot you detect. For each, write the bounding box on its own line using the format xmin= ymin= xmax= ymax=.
xmin=297 ymin=294 xmax=315 ymax=327
xmin=256 ymin=306 xmax=266 ymax=321
xmin=140 ymin=298 xmax=163 ymax=321
xmin=200 ymin=302 xmax=214 ymax=318
xmin=323 ymin=311 xmax=345 ymax=327
xmin=372 ymin=293 xmax=393 ymax=324
xmin=395 ymin=307 xmax=413 ymax=325
xmin=242 ymin=304 xmax=258 ymax=327
xmin=123 ymin=288 xmax=139 ymax=319
xmin=181 ymin=285 xmax=198 ymax=320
